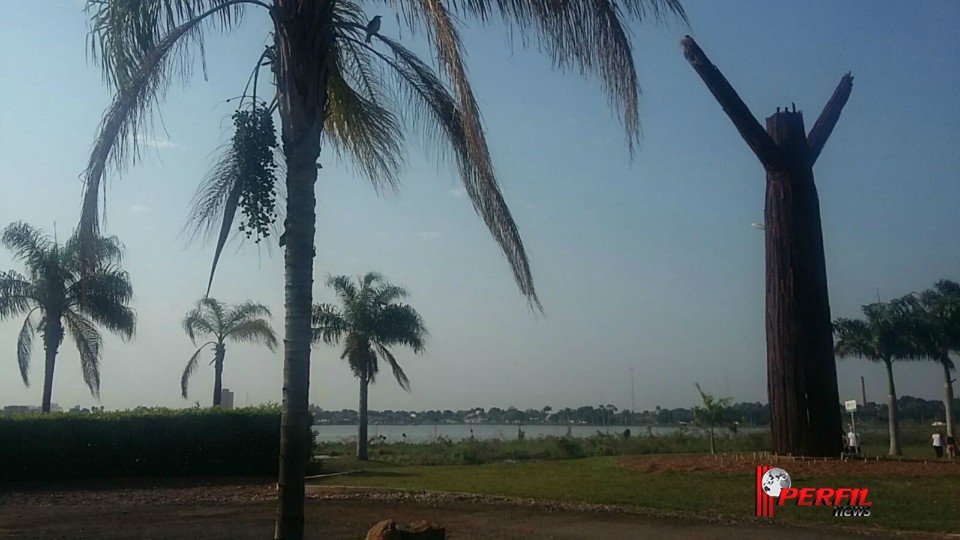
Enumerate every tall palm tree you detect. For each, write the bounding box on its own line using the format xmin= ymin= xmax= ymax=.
xmin=896 ymin=281 xmax=960 ymax=437
xmin=834 ymin=302 xmax=918 ymax=456
xmin=0 ymin=222 xmax=135 ymax=413
xmin=76 ymin=1 xmax=685 ymax=536
xmin=181 ymin=298 xmax=279 ymax=406
xmin=312 ymin=273 xmax=426 ymax=460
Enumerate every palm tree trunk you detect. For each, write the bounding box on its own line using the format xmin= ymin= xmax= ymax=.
xmin=212 ymin=343 xmax=225 ymax=407
xmin=40 ymin=316 xmax=64 ymax=413
xmin=943 ymin=357 xmax=955 ymax=437
xmin=273 ymin=48 xmax=325 ymax=534
xmin=357 ymin=373 xmax=369 ymax=460
xmin=884 ymin=358 xmax=902 ymax=456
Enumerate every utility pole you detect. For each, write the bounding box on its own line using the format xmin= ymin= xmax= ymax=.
xmin=860 ymin=376 xmax=866 ymax=407
xmin=630 ymin=367 xmax=636 ymax=415
xmin=683 ymin=36 xmax=852 ymax=457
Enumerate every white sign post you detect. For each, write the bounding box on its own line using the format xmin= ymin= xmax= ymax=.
xmin=844 ymin=400 xmax=858 ymax=446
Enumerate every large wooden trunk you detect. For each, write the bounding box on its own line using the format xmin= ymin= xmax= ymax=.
xmin=682 ymin=36 xmax=851 ymax=456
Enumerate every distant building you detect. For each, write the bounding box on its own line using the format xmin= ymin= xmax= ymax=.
xmin=221 ymin=389 xmax=235 ymax=409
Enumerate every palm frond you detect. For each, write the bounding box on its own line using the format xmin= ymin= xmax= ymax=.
xmin=63 ymin=232 xmax=125 ymax=270
xmin=226 ymin=300 xmax=272 ymax=327
xmin=182 ymin=141 xmax=244 ymax=296
xmin=181 ymin=340 xmax=216 ymax=398
xmin=1 ymin=223 xmax=53 ymax=277
xmin=327 ymin=275 xmax=360 ymax=310
xmin=834 ymin=301 xmax=922 ymax=364
xmin=182 ymin=298 xmax=221 ymax=342
xmin=67 ymin=266 xmax=137 ymax=340
xmin=327 ymin=22 xmax=404 ymax=191
xmin=833 ymin=317 xmax=877 ymax=361
xmin=371 ymin=282 xmax=408 ymax=307
xmin=311 ymin=303 xmax=348 ymax=345
xmin=375 ymin=344 xmax=411 ymax=391
xmin=86 ymin=0 xmax=251 ymax=89
xmin=411 ymin=0 xmax=684 ymax=153
xmin=0 ymin=271 xmax=38 ymax=319
xmin=183 ymin=142 xmax=242 ymax=242
xmin=693 ymin=382 xmax=730 ymax=425
xmin=368 ymin=35 xmax=540 ymax=310
xmin=80 ymin=0 xmax=256 ymax=273
xmin=225 ymin=318 xmax=278 ymax=351
xmin=63 ymin=309 xmax=104 ymax=398
xmin=16 ymin=308 xmax=40 ymax=386
xmin=375 ymin=303 xmax=426 ymax=353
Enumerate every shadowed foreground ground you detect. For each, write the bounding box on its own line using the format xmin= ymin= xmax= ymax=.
xmin=0 ymin=478 xmax=935 ymax=539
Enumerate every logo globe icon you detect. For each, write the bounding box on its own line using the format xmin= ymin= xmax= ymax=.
xmin=761 ymin=468 xmax=791 ymax=497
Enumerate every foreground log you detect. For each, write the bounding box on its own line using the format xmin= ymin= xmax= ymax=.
xmin=682 ymin=35 xmax=852 ymax=457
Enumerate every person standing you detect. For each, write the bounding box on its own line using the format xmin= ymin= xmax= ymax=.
xmin=947 ymin=433 xmax=957 ymax=459
xmin=932 ymin=431 xmax=945 ymax=458
xmin=846 ymin=426 xmax=861 ymax=458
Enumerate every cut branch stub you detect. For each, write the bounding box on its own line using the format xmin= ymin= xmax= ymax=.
xmin=807 ymin=73 xmax=854 ymax=165
xmin=681 ymin=36 xmax=783 ymax=170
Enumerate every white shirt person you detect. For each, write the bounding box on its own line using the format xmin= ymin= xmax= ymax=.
xmin=933 ymin=432 xmax=945 ymax=458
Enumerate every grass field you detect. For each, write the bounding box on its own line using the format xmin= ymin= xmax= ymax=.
xmin=310 ymin=453 xmax=960 ymax=534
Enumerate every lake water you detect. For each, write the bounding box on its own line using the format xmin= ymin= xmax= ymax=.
xmin=311 ymin=424 xmax=757 ymax=443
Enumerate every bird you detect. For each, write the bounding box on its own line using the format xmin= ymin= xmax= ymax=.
xmin=365 ymin=15 xmax=381 ymax=44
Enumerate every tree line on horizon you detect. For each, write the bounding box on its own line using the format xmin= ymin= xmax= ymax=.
xmin=306 ymin=395 xmax=956 ymax=429
xmin=5 ymin=393 xmax=954 ymax=433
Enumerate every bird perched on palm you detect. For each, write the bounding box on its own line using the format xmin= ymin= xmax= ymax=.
xmin=365 ymin=15 xmax=381 ymax=43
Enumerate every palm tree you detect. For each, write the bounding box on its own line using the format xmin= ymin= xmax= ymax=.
xmin=834 ymin=302 xmax=919 ymax=456
xmin=181 ymin=298 xmax=279 ymax=406
xmin=311 ymin=273 xmax=426 ymax=460
xmin=76 ymin=1 xmax=686 ymax=536
xmin=0 ymin=222 xmax=135 ymax=413
xmin=693 ymin=382 xmax=731 ymax=455
xmin=896 ymin=281 xmax=960 ymax=437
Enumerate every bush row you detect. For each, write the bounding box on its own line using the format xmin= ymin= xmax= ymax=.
xmin=315 ymin=430 xmax=771 ymax=466
xmin=0 ymin=406 xmax=306 ymax=481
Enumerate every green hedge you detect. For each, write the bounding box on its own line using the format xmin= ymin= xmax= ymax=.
xmin=0 ymin=406 xmax=307 ymax=481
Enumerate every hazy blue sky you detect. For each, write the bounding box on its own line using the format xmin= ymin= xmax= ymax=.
xmin=1 ymin=1 xmax=958 ymax=414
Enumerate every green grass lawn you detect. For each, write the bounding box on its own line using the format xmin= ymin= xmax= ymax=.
xmin=310 ymin=455 xmax=960 ymax=534
xmin=860 ymin=443 xmax=939 ymax=460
